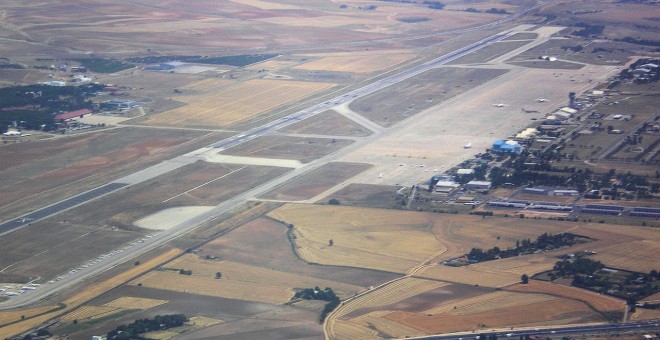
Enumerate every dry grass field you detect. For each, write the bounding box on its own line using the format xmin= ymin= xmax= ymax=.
xmin=259 ymin=162 xmax=371 ymax=201
xmin=220 ymin=135 xmax=353 ymax=163
xmin=0 ymin=305 xmax=60 ymax=326
xmin=418 ymin=265 xmax=521 ymax=288
xmin=504 ymin=281 xmax=625 ymax=318
xmin=447 ymin=40 xmax=532 ymax=65
xmin=349 ymin=67 xmax=508 ymax=127
xmin=133 ymin=253 xmax=364 ymax=304
xmin=0 ymin=248 xmax=180 ymax=339
xmin=269 ymin=204 xmax=446 ymax=273
xmin=0 ymin=127 xmax=214 ymax=220
xmin=277 ymin=110 xmax=372 ymax=137
xmin=318 ymin=183 xmax=402 ymax=209
xmin=142 ymin=79 xmax=335 ymax=128
xmin=60 ymin=305 xmax=122 ymax=323
xmin=0 ymin=161 xmax=289 ymax=279
xmin=202 ymin=217 xmax=401 ymax=288
xmin=386 ymin=297 xmax=601 ymax=334
xmin=293 ymin=50 xmax=416 ymax=73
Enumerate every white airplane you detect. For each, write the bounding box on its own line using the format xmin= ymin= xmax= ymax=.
xmin=492 ymin=103 xmax=508 ymax=107
xmin=464 ymin=142 xmax=472 ymax=149
xmin=2 ymin=130 xmax=20 ymax=136
xmin=378 ymin=173 xmax=383 ymax=178
xmin=536 ymin=98 xmax=548 ymax=102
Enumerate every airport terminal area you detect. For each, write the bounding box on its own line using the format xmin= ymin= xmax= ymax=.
xmin=0 ymin=1 xmax=659 ymax=339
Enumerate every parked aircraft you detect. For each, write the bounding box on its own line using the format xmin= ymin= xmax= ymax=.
xmin=536 ymin=98 xmax=548 ymax=102
xmin=492 ymin=103 xmax=508 ymax=107
xmin=464 ymin=142 xmax=472 ymax=149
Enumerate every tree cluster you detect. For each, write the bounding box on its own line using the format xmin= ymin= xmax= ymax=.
xmin=293 ymin=287 xmax=340 ymax=323
xmin=0 ymin=83 xmax=104 ymax=133
xmin=107 ymin=314 xmax=187 ymax=340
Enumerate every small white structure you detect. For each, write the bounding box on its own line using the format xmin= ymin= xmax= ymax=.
xmin=560 ymin=107 xmax=577 ymax=114
xmin=457 ymin=168 xmax=475 ymax=175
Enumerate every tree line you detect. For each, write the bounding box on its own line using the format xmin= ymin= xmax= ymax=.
xmin=107 ymin=314 xmax=187 ymax=340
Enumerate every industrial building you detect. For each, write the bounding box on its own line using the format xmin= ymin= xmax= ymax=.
xmin=492 ymin=140 xmax=522 ymax=154
xmin=54 ymin=109 xmax=92 ymax=121
xmin=465 ymin=180 xmax=492 ymax=190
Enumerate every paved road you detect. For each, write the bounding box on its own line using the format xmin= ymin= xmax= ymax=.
xmin=0 ymin=27 xmax=521 ymax=309
xmin=410 ymin=321 xmax=660 ymax=340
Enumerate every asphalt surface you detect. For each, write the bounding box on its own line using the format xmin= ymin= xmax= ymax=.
xmin=0 ymin=27 xmax=520 ymax=309
xmin=0 ymin=183 xmax=128 ymax=236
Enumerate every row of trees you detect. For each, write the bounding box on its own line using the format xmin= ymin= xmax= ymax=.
xmin=107 ymin=314 xmax=187 ymax=339
xmin=466 ymin=233 xmax=588 ymax=263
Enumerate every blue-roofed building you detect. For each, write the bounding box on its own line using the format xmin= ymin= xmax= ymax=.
xmin=492 ymin=139 xmax=522 ymax=154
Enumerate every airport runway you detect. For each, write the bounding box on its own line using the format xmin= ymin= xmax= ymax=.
xmin=411 ymin=321 xmax=660 ymax=340
xmin=0 ymin=26 xmax=524 ymax=309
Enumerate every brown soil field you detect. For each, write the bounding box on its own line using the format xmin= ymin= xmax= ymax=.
xmin=200 ymin=217 xmax=401 ymax=289
xmin=447 ymin=40 xmax=531 ymax=65
xmin=504 ymin=280 xmax=625 ymax=318
xmin=142 ymin=79 xmax=335 ymax=128
xmin=259 ymin=162 xmax=371 ymax=201
xmin=277 ymin=110 xmax=372 ymax=137
xmin=386 ymin=297 xmax=602 ymax=334
xmin=349 ymin=67 xmax=509 ymax=127
xmin=319 ymin=183 xmax=403 ymax=209
xmin=220 ymin=135 xmax=353 ymax=163
xmin=0 ymin=127 xmax=217 ymax=221
xmin=133 ymin=253 xmax=364 ymax=303
xmin=292 ymin=50 xmax=416 ymax=73
xmin=58 ymin=284 xmax=319 ymax=340
xmin=0 ymin=162 xmax=288 ymax=279
xmin=338 ymin=278 xmax=449 ymax=319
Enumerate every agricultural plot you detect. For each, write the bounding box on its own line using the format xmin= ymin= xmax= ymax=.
xmin=386 ymin=297 xmax=602 ymax=334
xmin=259 ymin=162 xmax=371 ymax=201
xmin=269 ymin=204 xmax=446 ymax=273
xmin=504 ymin=280 xmax=625 ymax=319
xmin=0 ymin=127 xmax=215 ymax=221
xmin=349 ymin=67 xmax=508 ymax=127
xmin=277 ymin=110 xmax=372 ymax=137
xmin=143 ymin=79 xmax=335 ymax=128
xmin=220 ymin=135 xmax=353 ymax=163
xmin=202 ymin=217 xmax=401 ymax=288
xmin=292 ymin=50 xmax=416 ymax=73
xmin=133 ymin=253 xmax=364 ymax=303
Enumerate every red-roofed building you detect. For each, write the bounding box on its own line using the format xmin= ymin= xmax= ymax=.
xmin=54 ymin=109 xmax=92 ymax=121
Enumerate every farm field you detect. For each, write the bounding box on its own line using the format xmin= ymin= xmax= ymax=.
xmin=219 ymin=135 xmax=353 ymax=163
xmin=277 ymin=109 xmax=372 ymax=137
xmin=201 ymin=217 xmax=401 ymax=288
xmin=292 ymin=50 xmax=416 ymax=73
xmin=386 ymin=295 xmax=603 ymax=334
xmin=0 ymin=127 xmax=217 ymax=221
xmin=259 ymin=162 xmax=371 ymax=201
xmin=142 ymin=79 xmax=335 ymax=128
xmin=349 ymin=67 xmax=509 ymax=127
xmin=0 ymin=162 xmax=289 ymax=279
xmin=132 ymin=253 xmax=364 ymax=304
